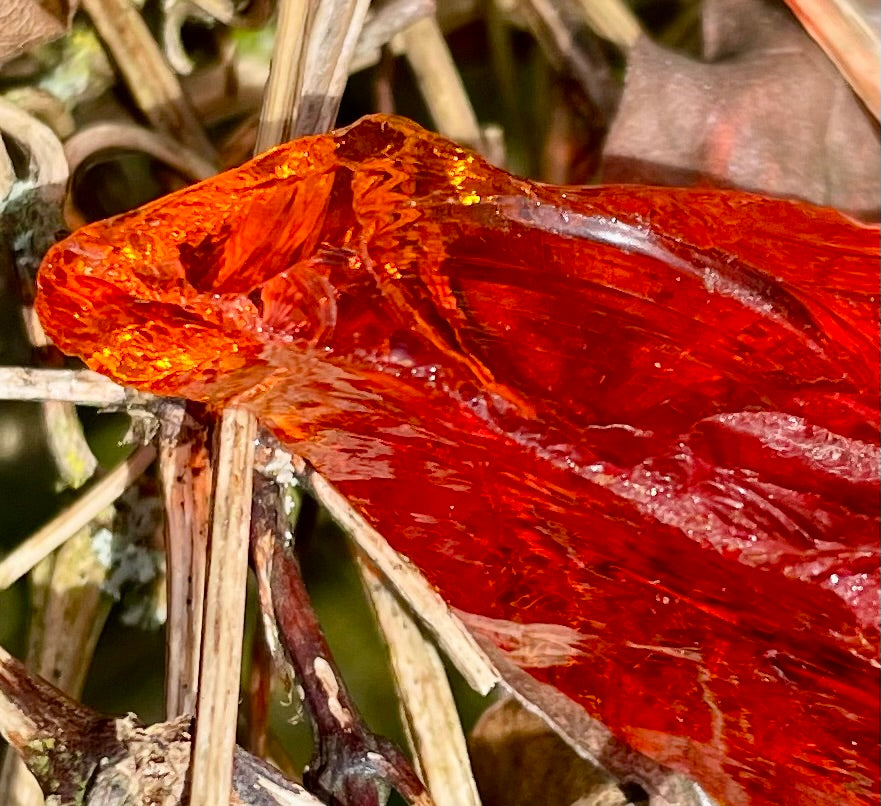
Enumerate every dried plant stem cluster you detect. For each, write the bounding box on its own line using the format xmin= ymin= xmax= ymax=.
xmin=0 ymin=1 xmax=877 ymax=806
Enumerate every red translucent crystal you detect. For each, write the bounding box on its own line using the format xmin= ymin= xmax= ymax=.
xmin=35 ymin=115 xmax=879 ymax=805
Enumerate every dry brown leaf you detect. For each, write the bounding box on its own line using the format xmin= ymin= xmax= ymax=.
xmin=782 ymin=0 xmax=880 ymax=118
xmin=469 ymin=698 xmax=632 ymax=806
xmin=601 ymin=0 xmax=881 ymax=217
xmin=0 ymin=0 xmax=77 ymax=66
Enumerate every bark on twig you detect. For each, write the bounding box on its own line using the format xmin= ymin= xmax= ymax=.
xmin=0 ymin=645 xmax=324 ymax=806
xmin=251 ymin=475 xmax=431 ymax=806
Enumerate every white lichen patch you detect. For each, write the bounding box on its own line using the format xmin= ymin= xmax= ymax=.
xmin=312 ymin=657 xmax=353 ymax=729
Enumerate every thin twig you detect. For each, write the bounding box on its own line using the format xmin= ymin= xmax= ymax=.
xmin=189 ymin=407 xmax=257 ymax=806
xmin=64 ymin=122 xmax=217 ymax=182
xmin=520 ymin=0 xmax=620 ymax=119
xmin=0 ymin=367 xmax=151 ymax=407
xmin=294 ymin=0 xmax=372 ymax=135
xmin=254 ymin=0 xmax=312 ymax=150
xmin=216 ymin=0 xmax=435 ymax=128
xmin=394 ymin=15 xmax=482 ymax=145
xmin=80 ymin=0 xmax=216 ymax=157
xmin=357 ymin=558 xmax=482 ymax=806
xmin=40 ymin=401 xmax=99 ymax=486
xmin=572 ymin=0 xmax=642 ymax=48
xmin=0 ymin=445 xmax=157 ymax=590
xmin=349 ymin=0 xmax=435 ymax=73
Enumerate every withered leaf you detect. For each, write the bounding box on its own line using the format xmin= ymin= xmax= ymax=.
xmin=601 ymin=0 xmax=881 ymax=217
xmin=0 ymin=0 xmax=77 ymax=66
xmin=469 ymin=697 xmax=631 ymax=806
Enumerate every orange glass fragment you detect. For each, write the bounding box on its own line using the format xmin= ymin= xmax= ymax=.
xmin=36 ymin=115 xmax=879 ymax=806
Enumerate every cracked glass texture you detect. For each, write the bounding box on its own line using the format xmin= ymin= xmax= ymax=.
xmin=36 ymin=115 xmax=880 ymax=806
